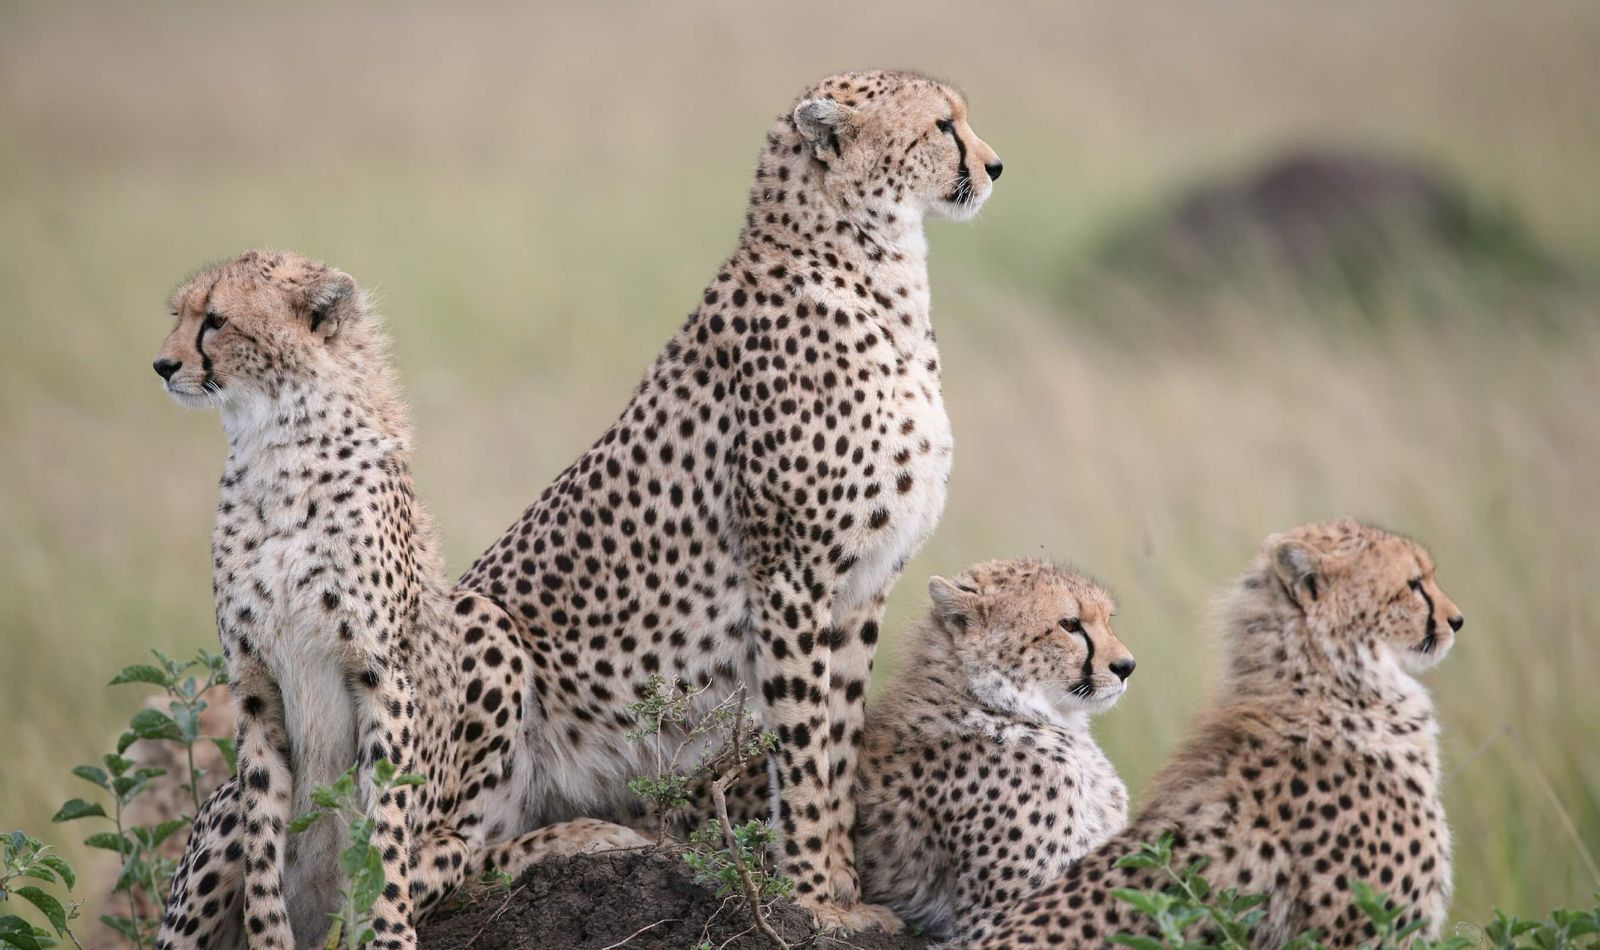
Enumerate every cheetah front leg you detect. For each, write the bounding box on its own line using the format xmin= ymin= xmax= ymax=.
xmin=753 ymin=571 xmax=900 ymax=934
xmin=156 ymin=778 xmax=246 ymax=949
xmin=231 ymin=658 xmax=296 ymax=950
xmin=351 ymin=664 xmax=419 ymax=950
xmin=818 ymin=592 xmax=902 ymax=934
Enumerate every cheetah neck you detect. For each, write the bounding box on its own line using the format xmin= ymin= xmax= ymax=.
xmin=744 ymin=136 xmax=931 ymax=269
xmin=218 ymin=362 xmax=410 ymax=464
xmin=1221 ymin=586 xmax=1435 ymax=721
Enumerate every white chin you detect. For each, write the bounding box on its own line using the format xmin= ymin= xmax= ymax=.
xmin=164 ymin=385 xmax=218 ymax=410
xmin=1402 ymin=644 xmax=1450 ymax=673
xmin=1063 ymin=684 xmax=1125 ymax=715
xmin=933 ymin=189 xmax=990 ymax=221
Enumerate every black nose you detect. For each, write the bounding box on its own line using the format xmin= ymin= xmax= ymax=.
xmin=1109 ymin=657 xmax=1136 ymax=681
xmin=985 ymin=160 xmax=1003 ymax=182
xmin=1448 ymin=614 xmax=1464 ymax=632
xmin=153 ymin=358 xmax=182 ymax=381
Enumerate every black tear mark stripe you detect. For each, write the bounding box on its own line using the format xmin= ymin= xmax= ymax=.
xmin=195 ymin=272 xmax=221 ymax=389
xmin=1079 ymin=626 xmax=1095 ymax=680
xmin=940 ymin=119 xmax=972 ymax=203
xmin=1417 ymin=582 xmax=1438 ymax=650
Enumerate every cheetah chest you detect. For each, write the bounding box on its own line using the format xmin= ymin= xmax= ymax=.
xmin=835 ymin=356 xmax=953 ymax=615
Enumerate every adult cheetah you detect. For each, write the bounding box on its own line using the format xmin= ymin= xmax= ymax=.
xmin=972 ymin=518 xmax=1464 ymax=949
xmin=855 ymin=560 xmax=1135 ymax=946
xmin=151 ymin=251 xmax=642 ymax=950
xmin=459 ymin=69 xmax=1002 ymax=931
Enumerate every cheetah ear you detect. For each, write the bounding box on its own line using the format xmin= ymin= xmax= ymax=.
xmin=302 ymin=270 xmax=359 ymax=339
xmin=793 ymin=98 xmax=857 ymax=161
xmin=928 ymin=576 xmax=974 ymax=633
xmin=1270 ymin=537 xmax=1322 ymax=608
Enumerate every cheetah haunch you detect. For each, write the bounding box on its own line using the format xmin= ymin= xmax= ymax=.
xmin=152 ymin=251 xmax=642 ymax=950
xmin=974 ymin=518 xmax=1464 ymax=949
xmin=458 ymin=69 xmax=1002 ymax=932
xmin=856 ymin=560 xmax=1135 ymax=946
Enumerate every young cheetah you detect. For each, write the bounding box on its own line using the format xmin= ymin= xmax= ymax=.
xmin=151 ymin=251 xmax=641 ymax=950
xmin=458 ymin=69 xmax=1002 ymax=932
xmin=973 ymin=519 xmax=1464 ymax=949
xmin=855 ymin=560 xmax=1135 ymax=946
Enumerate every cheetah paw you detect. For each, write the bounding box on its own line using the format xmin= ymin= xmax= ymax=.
xmin=567 ymin=818 xmax=651 ymax=854
xmin=806 ymin=899 xmax=905 ymax=935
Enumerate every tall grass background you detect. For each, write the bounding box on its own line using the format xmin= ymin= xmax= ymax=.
xmin=1 ymin=0 xmax=1596 ymax=930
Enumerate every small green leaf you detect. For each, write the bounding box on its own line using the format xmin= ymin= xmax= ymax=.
xmin=288 ymin=812 xmax=324 ymax=834
xmin=109 ymin=664 xmax=169 ymax=687
xmin=51 ymin=799 xmax=106 ymax=823
xmin=394 ymin=773 xmax=427 ymax=788
xmin=1111 ymin=888 xmax=1170 ymax=916
xmin=0 ymin=915 xmax=44 ymax=950
xmin=13 ymin=888 xmax=67 ymax=937
xmin=149 ymin=818 xmax=191 ymax=848
xmin=1109 ymin=936 xmax=1165 ymax=950
xmin=35 ymin=856 xmax=75 ymax=891
xmin=128 ymin=708 xmax=183 ymax=742
xmin=69 ymin=766 xmax=109 ymax=790
xmin=83 ymin=832 xmax=131 ymax=853
xmin=211 ymin=737 xmax=239 ymax=774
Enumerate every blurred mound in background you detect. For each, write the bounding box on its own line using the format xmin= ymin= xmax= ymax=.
xmin=1 ymin=0 xmax=1596 ymax=931
xmin=1093 ymin=148 xmax=1566 ymax=299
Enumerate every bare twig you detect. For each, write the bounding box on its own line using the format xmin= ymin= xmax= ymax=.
xmin=711 ymin=691 xmax=790 ymax=950
xmin=712 ymin=775 xmax=790 ymax=950
xmin=596 ymin=917 xmax=680 ymax=950
xmin=463 ymin=883 xmax=527 ymax=950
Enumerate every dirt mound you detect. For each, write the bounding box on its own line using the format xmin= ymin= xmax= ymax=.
xmin=419 ymin=851 xmax=929 ymax=950
xmin=1095 ymin=147 xmax=1557 ymax=292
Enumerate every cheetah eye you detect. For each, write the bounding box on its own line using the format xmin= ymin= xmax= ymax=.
xmin=1408 ymin=578 xmax=1423 ymax=593
xmin=936 ymin=119 xmax=955 ymax=137
xmin=203 ymin=311 xmax=228 ymax=332
xmin=1059 ymin=618 xmax=1083 ymax=634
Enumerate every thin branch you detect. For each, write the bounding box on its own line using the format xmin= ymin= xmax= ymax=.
xmin=711 ymin=691 xmax=789 ymax=950
xmin=596 ymin=917 xmax=680 ymax=950
xmin=711 ymin=775 xmax=789 ymax=950
xmin=463 ymin=883 xmax=527 ymax=950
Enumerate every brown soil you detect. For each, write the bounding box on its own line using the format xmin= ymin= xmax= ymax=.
xmin=419 ymin=851 xmax=930 ymax=950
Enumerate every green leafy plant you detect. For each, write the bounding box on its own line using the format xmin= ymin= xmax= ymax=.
xmin=52 ymin=650 xmax=232 ymax=949
xmin=290 ymin=759 xmax=426 ymax=950
xmin=1111 ymin=834 xmax=1600 ymax=950
xmin=1 ymin=832 xmax=82 ymax=950
xmin=625 ymin=675 xmax=777 ymax=844
xmin=682 ymin=819 xmax=791 ymax=903
xmin=1484 ymin=901 xmax=1600 ymax=950
xmin=106 ymin=650 xmax=235 ymax=816
xmin=626 ymin=676 xmax=789 ymax=948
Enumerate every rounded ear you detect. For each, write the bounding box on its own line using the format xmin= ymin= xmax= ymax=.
xmin=928 ymin=576 xmax=973 ymax=633
xmin=1271 ymin=537 xmax=1322 ymax=607
xmin=793 ymin=98 xmax=857 ymax=160
xmin=301 ymin=270 xmax=359 ymax=339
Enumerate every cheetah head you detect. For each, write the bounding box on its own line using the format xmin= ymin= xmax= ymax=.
xmin=155 ymin=250 xmax=373 ymax=417
xmin=789 ymin=69 xmax=1002 ymax=223
xmin=1264 ymin=518 xmax=1464 ymax=674
xmin=927 ymin=559 xmax=1135 ymax=724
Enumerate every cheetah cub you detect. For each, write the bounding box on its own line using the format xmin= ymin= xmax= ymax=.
xmin=151 ymin=251 xmax=641 ymax=950
xmin=855 ymin=560 xmax=1135 ymax=946
xmin=975 ymin=519 xmax=1464 ymax=950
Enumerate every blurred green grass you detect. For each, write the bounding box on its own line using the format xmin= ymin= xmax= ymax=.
xmin=1 ymin=0 xmax=1597 ymax=930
